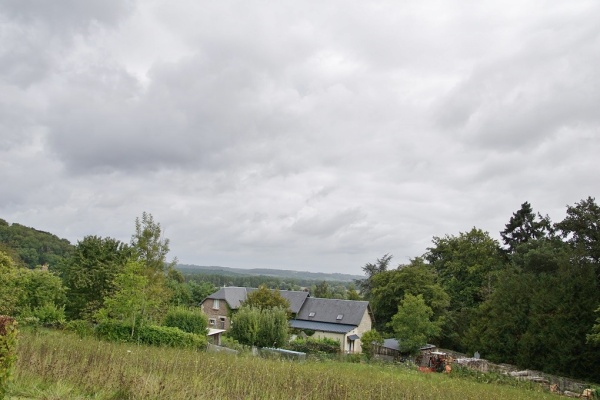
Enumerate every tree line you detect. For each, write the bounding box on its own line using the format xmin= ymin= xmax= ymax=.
xmin=358 ymin=197 xmax=600 ymax=381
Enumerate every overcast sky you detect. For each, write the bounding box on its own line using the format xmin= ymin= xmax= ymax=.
xmin=1 ymin=1 xmax=599 ymax=275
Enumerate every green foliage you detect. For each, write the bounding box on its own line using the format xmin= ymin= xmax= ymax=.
xmin=96 ymin=259 xmax=170 ymax=336
xmin=59 ymin=235 xmax=132 ymax=320
xmin=243 ymin=285 xmax=290 ymax=311
xmin=286 ymin=337 xmax=340 ymax=354
xmin=355 ymin=254 xmax=392 ymax=300
xmin=0 ymin=219 xmax=73 ymax=269
xmin=589 ymin=307 xmax=600 ymax=346
xmin=229 ymin=306 xmax=288 ymax=348
xmin=19 ymin=304 xmax=65 ymax=328
xmin=0 ymin=252 xmax=22 ymax=316
xmin=0 ymin=315 xmax=18 ymax=399
xmin=500 ymin=202 xmax=552 ymax=253
xmin=369 ymin=257 xmax=449 ymax=333
xmin=390 ymin=294 xmax=441 ymax=355
xmin=164 ymin=306 xmax=208 ymax=335
xmin=426 ymin=228 xmax=503 ymax=351
xmin=313 ymin=281 xmax=332 ymax=298
xmin=95 ymin=320 xmax=206 ymax=349
xmin=360 ymin=329 xmax=384 ymax=360
xmin=555 ymin=196 xmax=600 ymax=264
xmin=131 ymin=212 xmax=176 ymax=274
xmin=65 ymin=320 xmax=95 ymax=338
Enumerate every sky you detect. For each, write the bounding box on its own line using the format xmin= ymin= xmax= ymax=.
xmin=1 ymin=1 xmax=599 ymax=275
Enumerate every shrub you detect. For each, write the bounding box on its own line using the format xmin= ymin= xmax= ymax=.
xmin=163 ymin=306 xmax=208 ymax=335
xmin=65 ymin=320 xmax=95 ymax=338
xmin=137 ymin=325 xmax=207 ymax=349
xmin=95 ymin=321 xmax=207 ymax=349
xmin=360 ymin=329 xmax=384 ymax=360
xmin=20 ymin=304 xmax=66 ymax=328
xmin=286 ymin=337 xmax=340 ymax=354
xmin=0 ymin=315 xmax=18 ymax=399
xmin=230 ymin=306 xmax=288 ymax=348
xmin=95 ymin=321 xmax=133 ymax=342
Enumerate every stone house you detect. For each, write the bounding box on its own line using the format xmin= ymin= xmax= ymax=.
xmin=200 ymin=287 xmax=373 ymax=353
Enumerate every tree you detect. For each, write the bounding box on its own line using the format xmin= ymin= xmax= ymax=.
xmin=59 ymin=236 xmax=132 ymax=320
xmin=588 ymin=307 xmax=600 ymax=346
xmin=96 ymin=259 xmax=170 ymax=336
xmin=0 ymin=251 xmax=22 ymax=316
xmin=243 ymin=285 xmax=290 ymax=311
xmin=346 ymin=283 xmax=361 ymax=300
xmin=313 ymin=281 xmax=332 ymax=298
xmin=425 ymin=228 xmax=503 ymax=351
xmin=131 ymin=212 xmax=176 ymax=274
xmin=555 ymin=197 xmax=600 ymax=265
xmin=361 ymin=329 xmax=384 ymax=360
xmin=390 ymin=294 xmax=441 ymax=354
xmin=500 ymin=202 xmax=552 ymax=253
xmin=355 ymin=254 xmax=392 ymax=300
xmin=229 ymin=306 xmax=289 ymax=348
xmin=369 ymin=257 xmax=449 ymax=333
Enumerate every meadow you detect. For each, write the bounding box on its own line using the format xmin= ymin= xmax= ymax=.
xmin=10 ymin=330 xmax=557 ymax=400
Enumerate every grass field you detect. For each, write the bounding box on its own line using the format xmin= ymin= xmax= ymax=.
xmin=9 ymin=329 xmax=558 ymax=399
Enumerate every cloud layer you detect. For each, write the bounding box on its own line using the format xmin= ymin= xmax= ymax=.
xmin=1 ymin=0 xmax=599 ymax=273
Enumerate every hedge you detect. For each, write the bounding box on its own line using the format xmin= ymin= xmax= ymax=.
xmin=0 ymin=315 xmax=18 ymax=399
xmin=95 ymin=321 xmax=207 ymax=350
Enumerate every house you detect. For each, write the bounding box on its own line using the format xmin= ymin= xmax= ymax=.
xmin=200 ymin=287 xmax=374 ymax=353
xmin=290 ymin=297 xmax=373 ymax=353
xmin=200 ymin=286 xmax=309 ymax=330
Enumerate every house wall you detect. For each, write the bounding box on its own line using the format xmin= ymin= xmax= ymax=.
xmin=312 ymin=331 xmax=346 ymax=351
xmin=354 ymin=308 xmax=373 ymax=353
xmin=201 ymin=299 xmax=231 ymax=330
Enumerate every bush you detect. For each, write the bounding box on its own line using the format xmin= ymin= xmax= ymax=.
xmin=95 ymin=321 xmax=207 ymax=350
xmin=19 ymin=304 xmax=66 ymax=328
xmin=286 ymin=337 xmax=340 ymax=354
xmin=230 ymin=306 xmax=288 ymax=348
xmin=163 ymin=306 xmax=208 ymax=335
xmin=0 ymin=315 xmax=18 ymax=399
xmin=65 ymin=320 xmax=94 ymax=338
xmin=137 ymin=325 xmax=207 ymax=349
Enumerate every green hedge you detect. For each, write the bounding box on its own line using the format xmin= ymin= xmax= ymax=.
xmin=163 ymin=307 xmax=208 ymax=335
xmin=286 ymin=337 xmax=340 ymax=354
xmin=95 ymin=321 xmax=207 ymax=350
xmin=0 ymin=315 xmax=18 ymax=399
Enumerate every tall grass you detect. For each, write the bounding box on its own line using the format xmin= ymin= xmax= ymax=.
xmin=12 ymin=329 xmax=556 ymax=399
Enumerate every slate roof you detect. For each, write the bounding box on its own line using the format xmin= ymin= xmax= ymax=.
xmin=204 ymin=287 xmax=309 ymax=313
xmin=247 ymin=287 xmax=308 ymax=314
xmin=294 ymin=298 xmax=370 ymax=326
xmin=289 ymin=320 xmax=356 ymax=334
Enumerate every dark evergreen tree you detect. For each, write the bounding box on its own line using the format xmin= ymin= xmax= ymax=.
xmin=500 ymin=202 xmax=552 ymax=253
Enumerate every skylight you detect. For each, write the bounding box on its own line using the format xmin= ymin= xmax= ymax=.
xmin=308 ymin=312 xmax=315 ymax=317
xmin=336 ymin=314 xmax=343 ymax=320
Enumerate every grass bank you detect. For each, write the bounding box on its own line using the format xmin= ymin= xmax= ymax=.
xmin=10 ymin=329 xmax=556 ymax=399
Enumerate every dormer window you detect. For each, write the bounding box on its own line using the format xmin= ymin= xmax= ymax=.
xmin=336 ymin=314 xmax=343 ymax=320
xmin=308 ymin=312 xmax=315 ymax=317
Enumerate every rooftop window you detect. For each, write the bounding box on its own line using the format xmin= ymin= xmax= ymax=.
xmin=308 ymin=312 xmax=315 ymax=317
xmin=336 ymin=314 xmax=343 ymax=320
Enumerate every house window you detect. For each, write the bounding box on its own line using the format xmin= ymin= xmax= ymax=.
xmin=213 ymin=299 xmax=220 ymax=310
xmin=336 ymin=314 xmax=343 ymax=320
xmin=308 ymin=312 xmax=315 ymax=317
xmin=209 ymin=318 xmax=216 ymax=326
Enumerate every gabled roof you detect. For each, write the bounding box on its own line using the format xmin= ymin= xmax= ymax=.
xmin=205 ymin=287 xmax=248 ymax=309
xmin=204 ymin=287 xmax=309 ymax=313
xmin=295 ymin=298 xmax=370 ymax=326
xmin=289 ymin=320 xmax=356 ymax=334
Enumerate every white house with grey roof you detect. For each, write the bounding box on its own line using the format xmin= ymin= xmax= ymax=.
xmin=200 ymin=287 xmax=373 ymax=353
xmin=290 ymin=297 xmax=373 ymax=353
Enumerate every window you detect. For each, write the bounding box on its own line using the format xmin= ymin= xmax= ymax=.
xmin=336 ymin=314 xmax=343 ymax=320
xmin=209 ymin=318 xmax=216 ymax=326
xmin=213 ymin=299 xmax=220 ymax=310
xmin=219 ymin=317 xmax=226 ymax=322
xmin=308 ymin=312 xmax=315 ymax=317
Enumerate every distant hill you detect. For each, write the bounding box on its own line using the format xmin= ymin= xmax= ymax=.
xmin=177 ymin=264 xmax=363 ymax=282
xmin=0 ymin=218 xmax=73 ymax=268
